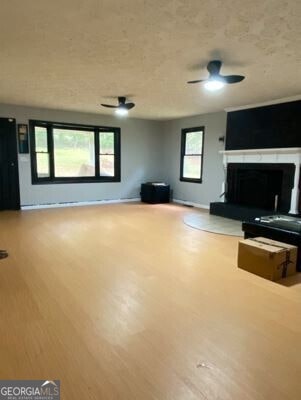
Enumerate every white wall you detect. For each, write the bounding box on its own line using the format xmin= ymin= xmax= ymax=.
xmin=0 ymin=104 xmax=164 ymax=206
xmin=162 ymin=112 xmax=227 ymax=206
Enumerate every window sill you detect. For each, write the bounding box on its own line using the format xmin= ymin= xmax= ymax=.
xmin=32 ymin=177 xmax=121 ymax=185
xmin=180 ymin=177 xmax=203 ymax=184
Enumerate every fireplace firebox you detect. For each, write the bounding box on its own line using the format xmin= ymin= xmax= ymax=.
xmin=226 ymin=163 xmax=294 ymax=213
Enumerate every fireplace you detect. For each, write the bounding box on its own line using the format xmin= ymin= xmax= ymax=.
xmin=226 ymin=163 xmax=294 ymax=213
xmin=210 ymin=148 xmax=301 ymax=221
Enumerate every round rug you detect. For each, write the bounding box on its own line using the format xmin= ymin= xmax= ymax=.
xmin=183 ymin=212 xmax=243 ymax=237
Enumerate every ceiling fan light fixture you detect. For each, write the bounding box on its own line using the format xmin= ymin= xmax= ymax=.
xmin=102 ymin=96 xmax=135 ymax=115
xmin=115 ymin=107 xmax=128 ymax=116
xmin=204 ymin=79 xmax=225 ymax=91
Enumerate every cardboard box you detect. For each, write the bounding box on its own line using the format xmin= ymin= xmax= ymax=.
xmin=238 ymin=237 xmax=297 ymax=281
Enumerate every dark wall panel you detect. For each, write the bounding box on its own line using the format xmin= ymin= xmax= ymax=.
xmin=225 ymin=100 xmax=301 ymax=150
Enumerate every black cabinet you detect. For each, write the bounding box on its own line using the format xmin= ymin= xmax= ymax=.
xmin=140 ymin=183 xmax=170 ymax=204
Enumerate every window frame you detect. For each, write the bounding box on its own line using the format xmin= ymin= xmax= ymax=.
xmin=180 ymin=126 xmax=204 ymax=183
xmin=29 ymin=120 xmax=121 ymax=184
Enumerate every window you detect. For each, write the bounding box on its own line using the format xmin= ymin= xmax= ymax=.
xmin=34 ymin=126 xmax=50 ymax=178
xmin=30 ymin=120 xmax=120 ymax=184
xmin=99 ymin=131 xmax=115 ymax=177
xmin=180 ymin=126 xmax=204 ymax=183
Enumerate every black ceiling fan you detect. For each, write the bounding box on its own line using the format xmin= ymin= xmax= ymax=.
xmin=101 ymin=96 xmax=135 ymax=111
xmin=187 ymin=60 xmax=245 ymax=86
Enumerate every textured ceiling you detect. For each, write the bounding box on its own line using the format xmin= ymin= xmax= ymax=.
xmin=0 ymin=0 xmax=300 ymax=120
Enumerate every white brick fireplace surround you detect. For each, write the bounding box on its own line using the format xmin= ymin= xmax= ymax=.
xmin=220 ymin=148 xmax=301 ymax=215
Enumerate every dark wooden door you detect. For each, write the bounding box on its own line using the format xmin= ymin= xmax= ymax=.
xmin=0 ymin=118 xmax=20 ymax=210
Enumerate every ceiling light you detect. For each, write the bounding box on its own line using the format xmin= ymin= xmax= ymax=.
xmin=115 ymin=107 xmax=128 ymax=116
xmin=204 ymin=79 xmax=225 ymax=91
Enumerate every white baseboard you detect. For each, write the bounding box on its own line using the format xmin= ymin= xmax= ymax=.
xmin=21 ymin=198 xmax=209 ymax=211
xmin=173 ymin=199 xmax=210 ymax=210
xmin=21 ymin=198 xmax=140 ymax=210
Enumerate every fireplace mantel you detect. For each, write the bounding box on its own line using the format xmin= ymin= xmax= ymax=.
xmin=220 ymin=147 xmax=301 ymax=165
xmin=219 ymin=147 xmax=301 ymax=214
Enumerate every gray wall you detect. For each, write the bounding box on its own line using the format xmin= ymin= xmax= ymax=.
xmin=0 ymin=103 xmax=226 ymax=208
xmin=162 ymin=112 xmax=227 ymax=206
xmin=0 ymin=104 xmax=164 ymax=206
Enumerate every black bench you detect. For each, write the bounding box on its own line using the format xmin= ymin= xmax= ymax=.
xmin=242 ymin=216 xmax=301 ymax=272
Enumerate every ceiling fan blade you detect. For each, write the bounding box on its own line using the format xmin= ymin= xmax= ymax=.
xmin=124 ymin=103 xmax=135 ymax=110
xmin=187 ymin=79 xmax=205 ymax=84
xmin=101 ymin=104 xmax=118 ymax=108
xmin=207 ymin=60 xmax=222 ymax=76
xmin=222 ymin=75 xmax=245 ymax=84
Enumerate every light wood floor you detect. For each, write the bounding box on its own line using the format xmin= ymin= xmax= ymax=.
xmin=1 ymin=203 xmax=301 ymax=400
